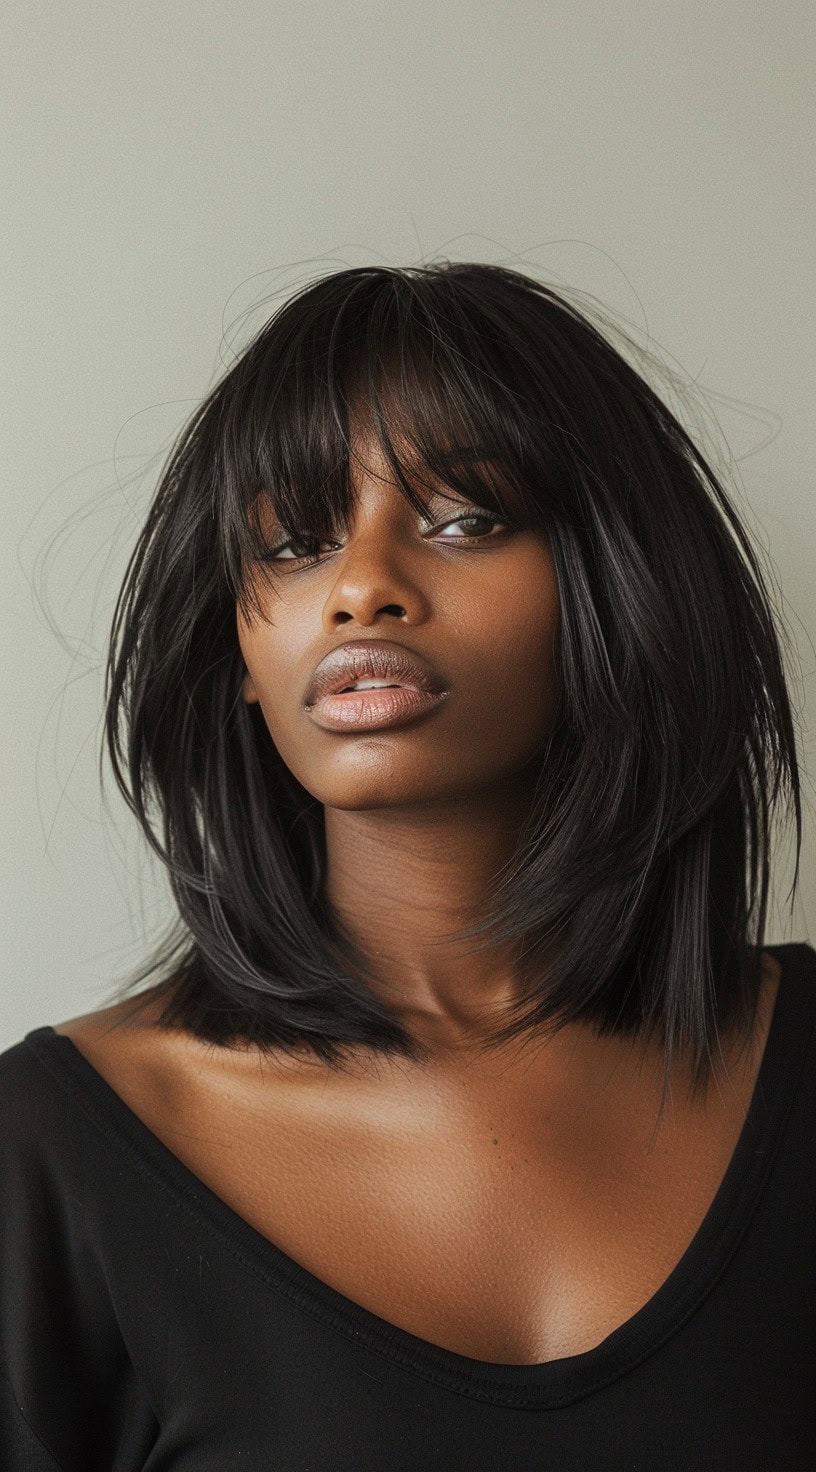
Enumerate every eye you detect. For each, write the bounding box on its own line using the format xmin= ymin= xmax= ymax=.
xmin=261 ymin=533 xmax=331 ymax=562
xmin=434 ymin=511 xmax=507 ymax=542
xmin=260 ymin=510 xmax=510 ymax=564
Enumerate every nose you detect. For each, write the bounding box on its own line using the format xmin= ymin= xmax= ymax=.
xmin=319 ymin=493 xmax=429 ymax=630
xmin=322 ymin=550 xmax=412 ymax=629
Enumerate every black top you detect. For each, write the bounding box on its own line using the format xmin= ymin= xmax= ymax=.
xmin=1 ymin=942 xmax=815 ymax=1471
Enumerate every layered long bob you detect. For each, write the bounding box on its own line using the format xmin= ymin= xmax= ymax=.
xmin=102 ymin=261 xmax=803 ymax=1100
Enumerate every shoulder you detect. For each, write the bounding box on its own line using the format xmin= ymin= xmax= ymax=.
xmin=51 ymin=986 xmax=169 ymax=1042
xmin=0 ymin=1025 xmax=67 ymax=1126
xmin=0 ymin=989 xmax=182 ymax=1184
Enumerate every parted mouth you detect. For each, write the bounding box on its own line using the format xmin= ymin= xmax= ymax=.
xmin=304 ymin=639 xmax=448 ymax=706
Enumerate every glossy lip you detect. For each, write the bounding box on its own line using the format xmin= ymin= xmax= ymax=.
xmin=307 ymin=684 xmax=449 ymax=733
xmin=303 ymin=639 xmax=448 ymax=708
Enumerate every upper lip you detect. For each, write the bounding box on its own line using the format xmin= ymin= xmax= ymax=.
xmin=304 ymin=640 xmax=447 ymax=706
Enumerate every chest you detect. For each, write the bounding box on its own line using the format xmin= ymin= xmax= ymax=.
xmin=64 ymin=1027 xmax=761 ymax=1366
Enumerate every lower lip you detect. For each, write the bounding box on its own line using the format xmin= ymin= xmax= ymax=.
xmin=307 ymin=686 xmax=449 ymax=732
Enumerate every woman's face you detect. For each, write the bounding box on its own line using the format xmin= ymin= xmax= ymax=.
xmin=236 ymin=429 xmax=561 ymax=814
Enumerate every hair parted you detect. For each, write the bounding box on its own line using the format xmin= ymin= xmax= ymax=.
xmin=100 ymin=259 xmax=803 ymax=1101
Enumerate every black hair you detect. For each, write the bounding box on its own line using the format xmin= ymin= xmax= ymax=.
xmin=100 ymin=260 xmax=804 ymax=1104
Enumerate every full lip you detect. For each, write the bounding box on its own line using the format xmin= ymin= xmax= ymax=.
xmin=304 ymin=639 xmax=448 ymax=707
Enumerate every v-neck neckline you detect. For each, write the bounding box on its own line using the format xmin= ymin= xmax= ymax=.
xmin=24 ymin=942 xmax=816 ymax=1409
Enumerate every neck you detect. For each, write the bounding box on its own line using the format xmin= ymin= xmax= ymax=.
xmin=321 ymin=776 xmax=539 ymax=1047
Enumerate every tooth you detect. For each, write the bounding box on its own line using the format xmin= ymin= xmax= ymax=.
xmin=347 ymin=678 xmax=400 ymax=691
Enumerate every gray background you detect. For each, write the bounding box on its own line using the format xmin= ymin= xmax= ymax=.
xmin=3 ymin=1 xmax=814 ymax=1047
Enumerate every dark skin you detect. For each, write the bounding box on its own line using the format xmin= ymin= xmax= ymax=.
xmin=54 ymin=420 xmax=782 ymax=1363
xmin=237 ymin=424 xmax=562 ymax=1058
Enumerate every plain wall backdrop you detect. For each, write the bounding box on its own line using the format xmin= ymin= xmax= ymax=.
xmin=3 ymin=1 xmax=814 ymax=1047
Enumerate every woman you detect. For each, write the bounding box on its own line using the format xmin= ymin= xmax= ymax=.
xmin=1 ymin=262 xmax=813 ymax=1469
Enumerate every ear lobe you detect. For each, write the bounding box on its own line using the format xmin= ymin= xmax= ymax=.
xmin=242 ymin=672 xmax=260 ymax=704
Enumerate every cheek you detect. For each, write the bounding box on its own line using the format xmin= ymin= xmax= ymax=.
xmin=236 ymin=600 xmax=292 ymax=712
xmin=475 ymin=555 xmax=560 ymax=687
xmin=467 ymin=563 xmax=561 ymax=748
xmin=236 ymin=613 xmax=310 ymax=751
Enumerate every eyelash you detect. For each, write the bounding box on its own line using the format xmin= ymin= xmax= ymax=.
xmin=261 ymin=511 xmax=510 ymax=565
